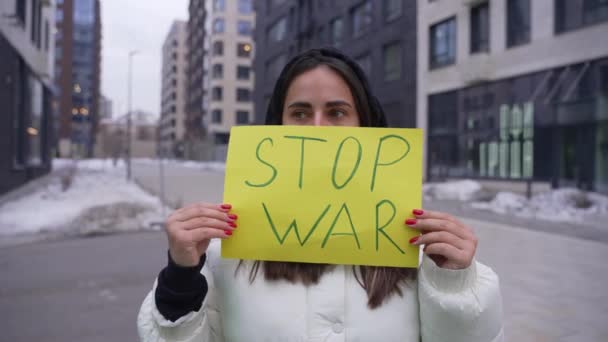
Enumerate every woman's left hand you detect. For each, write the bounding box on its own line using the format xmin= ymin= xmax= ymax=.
xmin=406 ymin=209 xmax=478 ymax=270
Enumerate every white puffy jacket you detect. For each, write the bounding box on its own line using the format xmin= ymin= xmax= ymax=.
xmin=138 ymin=241 xmax=503 ymax=342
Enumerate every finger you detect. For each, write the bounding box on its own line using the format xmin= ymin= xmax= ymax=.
xmin=423 ymin=242 xmax=467 ymax=264
xmin=406 ymin=218 xmax=472 ymax=240
xmin=410 ymin=231 xmax=468 ymax=250
xmin=412 ymin=209 xmax=466 ymax=229
xmin=180 ymin=217 xmax=237 ymax=231
xmin=171 ymin=203 xmax=233 ymax=222
xmin=187 ymin=227 xmax=233 ymax=242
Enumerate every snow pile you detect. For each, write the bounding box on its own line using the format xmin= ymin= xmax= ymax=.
xmin=0 ymin=159 xmax=164 ymax=239
xmin=472 ymin=188 xmax=608 ymax=223
xmin=423 ymin=180 xmax=482 ymax=201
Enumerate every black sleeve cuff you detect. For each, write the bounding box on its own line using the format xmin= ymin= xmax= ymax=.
xmin=154 ymin=251 xmax=209 ymax=322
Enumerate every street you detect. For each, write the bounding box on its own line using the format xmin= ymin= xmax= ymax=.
xmin=0 ymin=162 xmax=607 ymax=341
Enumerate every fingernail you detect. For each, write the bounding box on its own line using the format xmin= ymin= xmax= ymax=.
xmin=221 ymin=204 xmax=232 ymax=209
xmin=228 ymin=214 xmax=238 ymax=220
xmin=409 ymin=236 xmax=419 ymax=244
xmin=413 ymin=209 xmax=424 ymax=216
xmin=225 ymin=230 xmax=233 ymax=236
xmin=228 ymin=222 xmax=237 ymax=228
xmin=405 ymin=219 xmax=417 ymax=226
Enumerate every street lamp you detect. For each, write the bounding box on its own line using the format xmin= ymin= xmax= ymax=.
xmin=126 ymin=50 xmax=139 ymax=180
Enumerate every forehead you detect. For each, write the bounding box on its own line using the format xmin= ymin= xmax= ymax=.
xmin=284 ymin=65 xmax=354 ymax=103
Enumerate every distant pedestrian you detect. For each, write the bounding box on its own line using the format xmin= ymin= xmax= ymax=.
xmin=137 ymin=48 xmax=503 ymax=341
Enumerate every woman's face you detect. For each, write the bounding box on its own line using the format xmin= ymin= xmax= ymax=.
xmin=281 ymin=65 xmax=361 ymax=127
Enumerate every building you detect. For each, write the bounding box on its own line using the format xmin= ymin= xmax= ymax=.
xmin=98 ymin=94 xmax=113 ymax=120
xmin=0 ymin=0 xmax=55 ymax=195
xmin=54 ymin=0 xmax=102 ymax=158
xmin=185 ymin=0 xmax=207 ymax=160
xmin=160 ymin=20 xmax=187 ymax=158
xmin=204 ymin=0 xmax=255 ymax=150
xmin=253 ymin=0 xmax=417 ymax=128
xmin=95 ymin=110 xmax=158 ymax=160
xmin=418 ymin=0 xmax=608 ymax=194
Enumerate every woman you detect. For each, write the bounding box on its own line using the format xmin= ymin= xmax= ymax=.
xmin=138 ymin=48 xmax=503 ymax=341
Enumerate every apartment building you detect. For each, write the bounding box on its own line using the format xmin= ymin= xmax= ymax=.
xmin=418 ymin=0 xmax=608 ymax=193
xmin=160 ymin=20 xmax=187 ymax=158
xmin=253 ymin=0 xmax=417 ymax=127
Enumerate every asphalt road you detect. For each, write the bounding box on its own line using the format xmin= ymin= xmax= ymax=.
xmin=1 ymin=162 xmax=607 ymax=341
xmin=0 ymin=231 xmax=166 ymax=342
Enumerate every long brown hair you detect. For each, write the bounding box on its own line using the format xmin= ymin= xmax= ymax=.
xmin=248 ymin=48 xmax=417 ymax=309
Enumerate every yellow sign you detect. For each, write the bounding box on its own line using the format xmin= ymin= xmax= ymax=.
xmin=222 ymin=126 xmax=422 ymax=268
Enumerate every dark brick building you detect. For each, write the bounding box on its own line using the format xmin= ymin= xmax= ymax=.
xmin=253 ymin=0 xmax=417 ymax=127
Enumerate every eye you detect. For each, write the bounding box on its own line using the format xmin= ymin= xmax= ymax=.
xmin=330 ymin=109 xmax=347 ymax=118
xmin=291 ymin=111 xmax=308 ymax=119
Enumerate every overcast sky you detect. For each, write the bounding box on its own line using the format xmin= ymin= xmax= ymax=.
xmin=101 ymin=0 xmax=188 ymax=118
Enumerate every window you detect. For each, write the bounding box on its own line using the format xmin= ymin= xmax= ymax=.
xmin=383 ymin=42 xmax=401 ymax=81
xmin=267 ymin=53 xmax=287 ymax=83
xmin=430 ymin=17 xmax=456 ymax=69
xmin=268 ymin=0 xmax=287 ymax=12
xmin=213 ymin=0 xmax=225 ymax=12
xmin=55 ymin=7 xmax=64 ymax=22
xmin=238 ymin=0 xmax=253 ymax=14
xmin=330 ymin=17 xmax=344 ymax=46
xmin=351 ymin=1 xmax=373 ymax=37
xmin=212 ymin=87 xmax=223 ymax=101
xmin=212 ymin=64 xmax=223 ymax=79
xmin=236 ymin=111 xmax=249 ymax=124
xmin=237 ymin=66 xmax=250 ymax=80
xmin=213 ymin=41 xmax=224 ymax=56
xmin=555 ymin=0 xmax=608 ymax=33
xmin=31 ymin=0 xmax=39 ymax=45
xmin=27 ymin=75 xmax=44 ymax=165
xmin=318 ymin=26 xmax=326 ymax=44
xmin=268 ymin=17 xmax=287 ymax=42
xmin=237 ymin=88 xmax=251 ymax=102
xmin=238 ymin=20 xmax=253 ymax=36
xmin=384 ymin=0 xmax=403 ymax=22
xmin=237 ymin=43 xmax=252 ymax=57
xmin=44 ymin=20 xmax=50 ymax=51
xmin=355 ymin=54 xmax=372 ymax=76
xmin=506 ymin=0 xmax=530 ymax=47
xmin=212 ymin=109 xmax=222 ymax=123
xmin=17 ymin=0 xmax=26 ymax=24
xmin=470 ymin=2 xmax=489 ymax=53
xmin=213 ymin=18 xmax=225 ymax=33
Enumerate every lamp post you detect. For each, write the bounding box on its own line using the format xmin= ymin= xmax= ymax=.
xmin=126 ymin=50 xmax=139 ymax=180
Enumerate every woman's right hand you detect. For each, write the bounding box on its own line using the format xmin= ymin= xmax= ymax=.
xmin=165 ymin=202 xmax=237 ymax=267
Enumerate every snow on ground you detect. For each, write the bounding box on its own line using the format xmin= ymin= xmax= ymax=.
xmin=425 ymin=179 xmax=608 ymax=223
xmin=0 ymin=158 xmax=165 ymax=240
xmin=472 ymin=188 xmax=608 ymax=223
xmin=134 ymin=158 xmax=225 ymax=172
xmin=423 ymin=180 xmax=482 ymax=201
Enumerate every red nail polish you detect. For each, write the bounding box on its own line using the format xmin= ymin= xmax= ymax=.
xmin=228 ymin=214 xmax=238 ymax=220
xmin=405 ymin=219 xmax=417 ymax=226
xmin=225 ymin=230 xmax=233 ymax=236
xmin=221 ymin=204 xmax=232 ymax=210
xmin=228 ymin=222 xmax=237 ymax=228
xmin=413 ymin=209 xmax=424 ymax=216
xmin=409 ymin=236 xmax=419 ymax=244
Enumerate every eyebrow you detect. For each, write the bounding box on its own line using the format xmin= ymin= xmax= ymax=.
xmin=287 ymin=100 xmax=353 ymax=109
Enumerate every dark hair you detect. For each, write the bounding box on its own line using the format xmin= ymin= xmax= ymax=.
xmin=264 ymin=48 xmax=388 ymax=128
xmin=243 ymin=48 xmax=415 ymax=309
